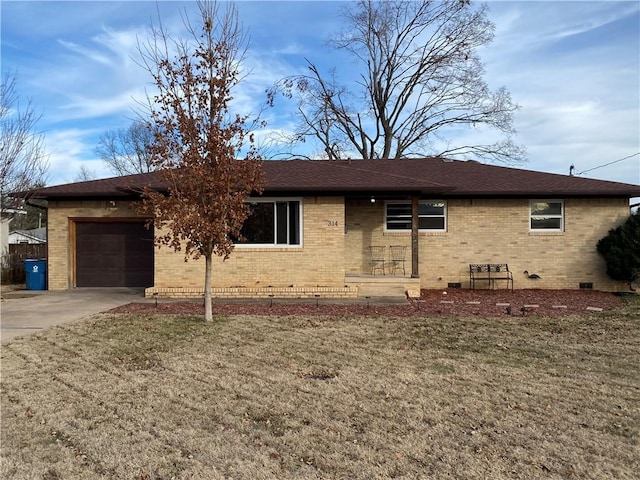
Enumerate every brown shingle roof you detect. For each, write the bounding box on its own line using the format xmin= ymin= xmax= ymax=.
xmin=23 ymin=158 xmax=640 ymax=200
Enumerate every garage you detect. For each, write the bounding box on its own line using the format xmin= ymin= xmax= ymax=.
xmin=75 ymin=221 xmax=154 ymax=287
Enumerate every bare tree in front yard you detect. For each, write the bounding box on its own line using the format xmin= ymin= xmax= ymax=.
xmin=268 ymin=0 xmax=524 ymax=163
xmin=0 ymin=72 xmax=48 ymax=213
xmin=137 ymin=0 xmax=265 ymax=321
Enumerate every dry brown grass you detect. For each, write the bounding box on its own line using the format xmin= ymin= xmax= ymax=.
xmin=2 ymin=298 xmax=639 ymax=479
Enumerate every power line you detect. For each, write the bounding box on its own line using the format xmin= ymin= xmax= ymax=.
xmin=576 ymin=152 xmax=640 ymax=175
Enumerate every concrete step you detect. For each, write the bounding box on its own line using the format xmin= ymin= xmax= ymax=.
xmin=357 ymin=284 xmax=408 ymax=299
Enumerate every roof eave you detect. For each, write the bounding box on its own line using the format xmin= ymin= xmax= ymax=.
xmin=263 ymin=186 xmax=455 ymax=196
xmin=443 ymin=190 xmax=640 ymax=198
xmin=35 ymin=191 xmax=140 ymax=201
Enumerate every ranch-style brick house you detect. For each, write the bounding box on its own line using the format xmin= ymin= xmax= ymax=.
xmin=24 ymin=158 xmax=640 ymax=298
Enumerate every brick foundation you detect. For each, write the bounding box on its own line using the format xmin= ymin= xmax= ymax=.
xmin=146 ymin=285 xmax=358 ymax=299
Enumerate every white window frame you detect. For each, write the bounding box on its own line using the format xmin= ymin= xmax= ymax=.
xmin=234 ymin=197 xmax=303 ymax=248
xmin=529 ymin=199 xmax=564 ymax=232
xmin=384 ymin=200 xmax=447 ymax=232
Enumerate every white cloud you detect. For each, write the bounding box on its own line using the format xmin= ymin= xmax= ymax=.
xmin=476 ymin=2 xmax=640 ymax=186
xmin=43 ymin=129 xmax=112 ymax=186
xmin=57 ymin=87 xmax=149 ymax=121
xmin=57 ymin=40 xmax=114 ymax=66
xmin=488 ymin=1 xmax=639 ymax=53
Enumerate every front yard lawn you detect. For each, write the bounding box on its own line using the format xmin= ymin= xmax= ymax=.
xmin=2 ymin=300 xmax=639 ymax=479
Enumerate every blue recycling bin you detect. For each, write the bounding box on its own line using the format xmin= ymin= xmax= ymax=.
xmin=24 ymin=259 xmax=47 ymax=290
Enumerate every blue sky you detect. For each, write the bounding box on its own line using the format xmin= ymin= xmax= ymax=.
xmin=2 ymin=0 xmax=639 ymax=195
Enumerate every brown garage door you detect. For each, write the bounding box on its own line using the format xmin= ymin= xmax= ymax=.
xmin=76 ymin=222 xmax=154 ymax=287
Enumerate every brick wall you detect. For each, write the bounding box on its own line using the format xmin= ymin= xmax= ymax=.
xmin=46 ymin=200 xmax=146 ymax=289
xmin=46 ymin=195 xmax=631 ymax=293
xmin=152 ymin=196 xmax=346 ymax=289
xmin=345 ymin=197 xmax=631 ymax=291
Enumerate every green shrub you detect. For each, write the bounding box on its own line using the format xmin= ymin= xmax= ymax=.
xmin=597 ymin=211 xmax=640 ymax=290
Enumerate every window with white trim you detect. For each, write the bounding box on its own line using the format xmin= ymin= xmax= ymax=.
xmin=530 ymin=200 xmax=564 ymax=231
xmin=385 ymin=200 xmax=447 ymax=232
xmin=236 ymin=199 xmax=302 ymax=246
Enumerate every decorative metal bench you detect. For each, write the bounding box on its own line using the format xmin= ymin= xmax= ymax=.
xmin=469 ymin=264 xmax=514 ymax=291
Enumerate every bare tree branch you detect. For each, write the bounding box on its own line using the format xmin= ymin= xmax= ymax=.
xmin=269 ymin=0 xmax=525 ymax=164
xmin=94 ymin=120 xmax=156 ymax=176
xmin=73 ymin=164 xmax=97 ymax=182
xmin=0 ymin=72 xmax=48 ymax=213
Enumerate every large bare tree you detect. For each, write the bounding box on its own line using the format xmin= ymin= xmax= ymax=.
xmin=94 ymin=120 xmax=156 ymax=176
xmin=269 ymin=0 xmax=524 ymax=163
xmin=0 ymin=72 xmax=48 ymax=213
xmin=138 ymin=0 xmax=264 ymax=321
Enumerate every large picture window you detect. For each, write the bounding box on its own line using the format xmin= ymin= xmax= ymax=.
xmin=530 ymin=200 xmax=564 ymax=231
xmin=237 ymin=199 xmax=301 ymax=246
xmin=385 ymin=201 xmax=446 ymax=232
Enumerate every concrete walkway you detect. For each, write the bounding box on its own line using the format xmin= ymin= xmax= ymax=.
xmin=0 ymin=287 xmax=146 ymax=344
xmin=0 ymin=287 xmax=410 ymax=344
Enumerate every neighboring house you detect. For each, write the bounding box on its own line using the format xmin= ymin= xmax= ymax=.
xmin=0 ymin=215 xmax=10 ymax=259
xmin=8 ymin=227 xmax=46 ymax=245
xmin=19 ymin=158 xmax=640 ymax=297
xmin=0 ymin=209 xmax=26 ymax=260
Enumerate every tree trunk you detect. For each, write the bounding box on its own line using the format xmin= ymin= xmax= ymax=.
xmin=204 ymin=253 xmax=213 ymax=322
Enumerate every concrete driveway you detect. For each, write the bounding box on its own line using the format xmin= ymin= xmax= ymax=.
xmin=0 ymin=287 xmax=147 ymax=344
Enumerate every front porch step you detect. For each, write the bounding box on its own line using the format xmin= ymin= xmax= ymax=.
xmin=345 ymin=274 xmax=420 ymax=299
xmin=356 ymin=284 xmax=408 ymax=299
